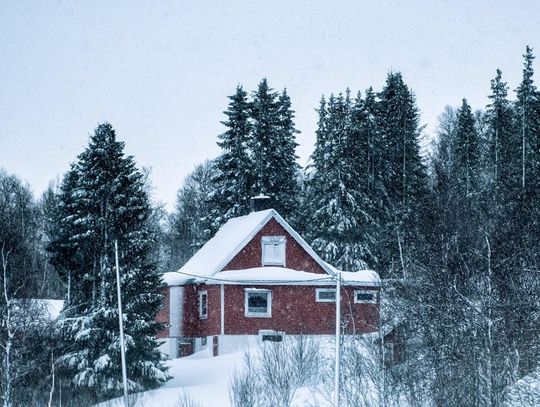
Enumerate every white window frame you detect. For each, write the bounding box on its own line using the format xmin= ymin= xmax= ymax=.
xmin=244 ymin=289 xmax=272 ymax=318
xmin=261 ymin=236 xmax=286 ymax=266
xmin=354 ymin=289 xmax=377 ymax=304
xmin=316 ymin=288 xmax=336 ymax=302
xmin=199 ymin=290 xmax=208 ymax=319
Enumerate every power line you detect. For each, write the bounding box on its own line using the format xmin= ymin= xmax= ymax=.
xmin=165 ymin=269 xmax=380 ymax=287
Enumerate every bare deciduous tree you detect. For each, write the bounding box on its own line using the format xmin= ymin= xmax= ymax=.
xmin=229 ymin=335 xmax=321 ymax=407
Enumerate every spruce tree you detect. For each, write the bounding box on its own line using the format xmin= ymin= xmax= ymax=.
xmin=453 ymin=99 xmax=480 ymax=198
xmin=509 ymin=46 xmax=540 ymax=377
xmin=375 ymin=72 xmax=428 ymax=277
xmin=250 ymin=79 xmax=300 ymax=220
xmin=274 ymin=88 xmax=301 ymax=219
xmin=49 ymin=123 xmax=168 ymax=403
xmin=515 ymin=46 xmax=540 ymax=192
xmin=211 ymin=85 xmax=254 ymax=226
xmin=307 ymin=92 xmax=374 ymax=271
xmin=208 ymin=80 xmax=301 ymax=233
xmin=250 ymin=79 xmax=278 ymax=198
xmin=362 ymin=87 xmax=378 ymax=194
xmin=487 ymin=69 xmax=517 ymax=197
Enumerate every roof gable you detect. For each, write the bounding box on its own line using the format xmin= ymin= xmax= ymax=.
xmin=222 ymin=217 xmax=327 ymax=274
xmin=168 ymin=209 xmax=334 ymax=284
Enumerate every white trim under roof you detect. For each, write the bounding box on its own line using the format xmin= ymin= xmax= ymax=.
xmin=202 ymin=267 xmax=380 ymax=286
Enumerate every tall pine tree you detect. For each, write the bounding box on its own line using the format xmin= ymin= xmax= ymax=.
xmin=307 ymin=91 xmax=374 ymax=271
xmin=515 ymin=46 xmax=540 ymax=192
xmin=210 ymin=85 xmax=254 ymax=226
xmin=486 ymin=69 xmax=517 ymax=198
xmin=49 ymin=123 xmax=168 ymax=403
xmin=453 ymin=99 xmax=480 ymax=198
xmin=250 ymin=79 xmax=300 ymax=220
xmin=375 ymin=72 xmax=428 ymax=277
xmin=274 ymin=88 xmax=301 ymax=219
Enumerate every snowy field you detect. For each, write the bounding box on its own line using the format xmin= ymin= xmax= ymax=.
xmin=97 ymin=350 xmax=243 ymax=407
xmin=98 ymin=341 xmax=332 ymax=407
xmin=138 ymin=351 xmax=242 ymax=407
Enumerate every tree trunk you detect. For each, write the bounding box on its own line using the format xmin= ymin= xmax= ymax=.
xmin=2 ymin=245 xmax=13 ymax=407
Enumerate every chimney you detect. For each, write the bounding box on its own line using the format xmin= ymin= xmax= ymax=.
xmin=250 ymin=194 xmax=271 ymax=212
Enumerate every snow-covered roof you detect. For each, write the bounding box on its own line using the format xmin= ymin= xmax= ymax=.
xmin=202 ymin=267 xmax=380 ymax=286
xmin=162 ymin=272 xmax=195 ymax=286
xmin=12 ymin=298 xmax=64 ymax=319
xmin=42 ymin=299 xmax=64 ymax=319
xmin=162 ymin=208 xmax=381 ymax=287
xmin=173 ymin=209 xmax=277 ymax=280
xmin=164 ymin=209 xmax=334 ymax=285
xmin=504 ymin=367 xmax=540 ymax=406
xmin=325 ymin=263 xmax=380 ymax=286
xmin=205 ymin=267 xmax=332 ymax=285
xmin=163 ymin=266 xmax=380 ymax=287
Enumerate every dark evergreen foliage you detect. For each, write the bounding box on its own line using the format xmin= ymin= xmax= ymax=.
xmin=197 ymin=79 xmax=301 ymax=244
xmin=453 ymin=99 xmax=481 ymax=197
xmin=211 ymin=86 xmax=254 ymax=227
xmin=274 ymin=88 xmax=302 ymax=219
xmin=249 ymin=79 xmax=301 ymax=219
xmin=165 ymin=161 xmax=217 ymax=270
xmin=374 ymin=72 xmax=428 ymax=278
xmin=306 ymin=91 xmax=375 ymax=271
xmin=48 ymin=123 xmax=168 ymax=403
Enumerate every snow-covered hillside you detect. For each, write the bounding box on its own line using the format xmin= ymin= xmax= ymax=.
xmin=97 ymin=351 xmax=329 ymax=407
xmin=97 ymin=350 xmax=242 ymax=406
xmin=98 ymin=338 xmax=341 ymax=407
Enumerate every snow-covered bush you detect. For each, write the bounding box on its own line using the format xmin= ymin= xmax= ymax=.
xmin=229 ymin=335 xmax=321 ymax=407
xmin=175 ymin=391 xmax=203 ymax=407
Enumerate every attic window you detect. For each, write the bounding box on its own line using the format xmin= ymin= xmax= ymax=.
xmin=261 ymin=236 xmax=286 ymax=266
xmin=354 ymin=290 xmax=377 ymax=304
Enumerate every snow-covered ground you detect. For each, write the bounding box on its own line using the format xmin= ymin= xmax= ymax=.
xmin=97 ymin=342 xmax=331 ymax=407
xmin=98 ymin=350 xmax=243 ymax=406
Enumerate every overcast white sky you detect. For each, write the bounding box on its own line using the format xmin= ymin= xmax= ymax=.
xmin=1 ymin=1 xmax=539 ymax=210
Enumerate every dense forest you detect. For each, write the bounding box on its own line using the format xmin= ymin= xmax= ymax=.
xmin=2 ymin=47 xmax=540 ymax=405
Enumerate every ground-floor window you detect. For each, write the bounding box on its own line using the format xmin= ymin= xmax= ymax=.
xmin=354 ymin=289 xmax=377 ymax=304
xmin=316 ymin=288 xmax=336 ymax=302
xmin=245 ymin=289 xmax=272 ymax=317
xmin=199 ymin=290 xmax=208 ymax=319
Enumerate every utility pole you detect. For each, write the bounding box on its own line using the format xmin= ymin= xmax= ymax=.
xmin=115 ymin=240 xmax=129 ymax=407
xmin=334 ymin=272 xmax=341 ymax=407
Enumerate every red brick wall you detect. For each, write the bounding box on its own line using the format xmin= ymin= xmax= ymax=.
xmin=223 ymin=218 xmax=325 ymax=274
xmin=220 ymin=284 xmax=379 ymax=335
xmin=170 ymin=282 xmax=379 ymax=338
xmin=156 ymin=287 xmax=169 ymax=339
xmin=182 ymin=284 xmax=221 ymax=337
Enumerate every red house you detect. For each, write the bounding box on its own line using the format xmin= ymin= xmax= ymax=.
xmin=157 ymin=208 xmax=380 ymax=358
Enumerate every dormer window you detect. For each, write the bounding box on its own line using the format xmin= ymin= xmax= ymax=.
xmin=261 ymin=236 xmax=286 ymax=266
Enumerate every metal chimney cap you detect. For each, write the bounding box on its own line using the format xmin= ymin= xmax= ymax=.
xmin=250 ymin=194 xmax=272 ymax=212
